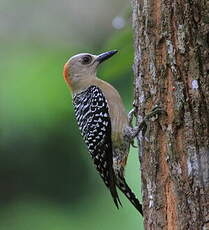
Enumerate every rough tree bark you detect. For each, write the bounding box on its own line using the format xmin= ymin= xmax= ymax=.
xmin=130 ymin=0 xmax=209 ymax=229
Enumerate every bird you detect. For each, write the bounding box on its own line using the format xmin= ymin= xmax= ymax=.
xmin=63 ymin=50 xmax=143 ymax=215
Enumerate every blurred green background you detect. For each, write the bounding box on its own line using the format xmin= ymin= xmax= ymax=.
xmin=0 ymin=0 xmax=143 ymax=229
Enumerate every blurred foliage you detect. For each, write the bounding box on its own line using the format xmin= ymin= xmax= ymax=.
xmin=0 ymin=18 xmax=143 ymax=230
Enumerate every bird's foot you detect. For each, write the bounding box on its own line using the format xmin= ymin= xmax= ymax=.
xmin=126 ymin=106 xmax=166 ymax=144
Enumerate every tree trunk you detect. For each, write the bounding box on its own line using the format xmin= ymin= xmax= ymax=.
xmin=130 ymin=0 xmax=209 ymax=229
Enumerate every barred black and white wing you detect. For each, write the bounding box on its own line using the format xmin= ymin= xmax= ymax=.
xmin=73 ymin=85 xmax=121 ymax=208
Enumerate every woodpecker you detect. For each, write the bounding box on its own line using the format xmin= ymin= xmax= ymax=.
xmin=63 ymin=50 xmax=143 ymax=215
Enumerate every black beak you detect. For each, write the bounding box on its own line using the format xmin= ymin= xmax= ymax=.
xmin=96 ymin=50 xmax=118 ymax=64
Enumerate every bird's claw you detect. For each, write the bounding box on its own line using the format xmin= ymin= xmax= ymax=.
xmin=130 ymin=106 xmax=166 ymax=139
xmin=126 ymin=106 xmax=166 ymax=143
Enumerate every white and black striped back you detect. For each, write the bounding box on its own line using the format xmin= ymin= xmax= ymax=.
xmin=73 ymin=85 xmax=121 ymax=208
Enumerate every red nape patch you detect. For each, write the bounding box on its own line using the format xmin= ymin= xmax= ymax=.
xmin=63 ymin=63 xmax=72 ymax=88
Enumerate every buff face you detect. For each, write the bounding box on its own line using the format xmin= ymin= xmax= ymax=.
xmin=63 ymin=51 xmax=118 ymax=91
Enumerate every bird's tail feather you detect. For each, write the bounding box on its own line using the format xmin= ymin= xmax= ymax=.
xmin=109 ymin=183 xmax=122 ymax=209
xmin=108 ymin=169 xmax=122 ymax=209
xmin=117 ymin=177 xmax=143 ymax=215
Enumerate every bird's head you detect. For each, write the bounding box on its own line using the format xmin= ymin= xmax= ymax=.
xmin=63 ymin=50 xmax=118 ymax=93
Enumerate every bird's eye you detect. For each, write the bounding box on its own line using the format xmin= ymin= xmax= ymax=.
xmin=81 ymin=55 xmax=92 ymax=65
